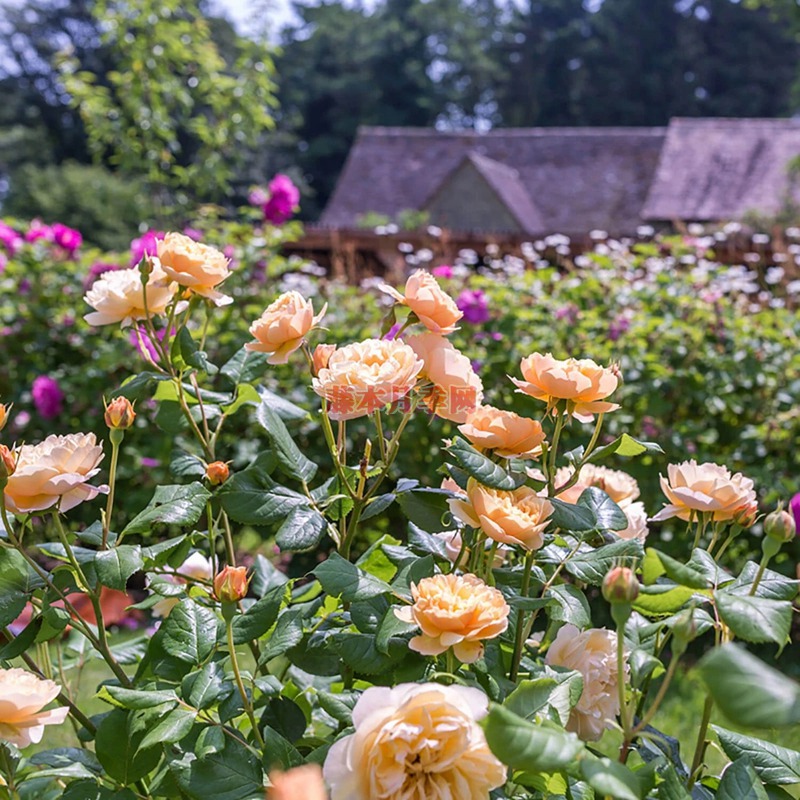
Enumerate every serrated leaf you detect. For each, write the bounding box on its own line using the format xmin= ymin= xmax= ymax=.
xmin=446 ymin=437 xmax=527 ymax=490
xmin=714 ymin=592 xmax=791 ymax=646
xmin=313 ymin=553 xmax=393 ymax=602
xmin=576 ymin=487 xmax=628 ymax=531
xmin=717 ymin=758 xmax=769 ymax=800
xmin=548 ymin=497 xmax=597 ymax=532
xmin=95 ymin=709 xmax=161 ymax=785
xmin=395 ymin=487 xmax=452 ymax=532
xmin=122 ymin=483 xmax=211 ymax=535
xmin=102 ymin=686 xmax=178 ymax=710
xmin=714 ymin=726 xmax=800 ymax=785
xmin=159 ymin=599 xmax=218 ymax=665
xmin=219 ymin=473 xmax=307 ymax=527
xmin=589 ymin=433 xmax=664 ymax=462
xmin=95 ymin=546 xmax=143 ymax=591
xmin=183 ymin=662 xmax=234 ymax=710
xmin=504 ymin=668 xmax=584 ymax=727
xmin=275 ymin=506 xmax=327 ymax=552
xmin=729 ymin=562 xmax=799 ymax=601
xmin=231 ymin=584 xmax=285 ymax=644
xmin=256 ymin=400 xmax=317 ymax=483
xmin=565 ymin=539 xmax=643 ymax=585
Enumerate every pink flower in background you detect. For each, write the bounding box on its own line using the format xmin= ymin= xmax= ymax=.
xmin=140 ymin=457 xmax=160 ymax=469
xmin=183 ymin=227 xmax=203 ymax=241
xmin=383 ymin=322 xmax=403 ymax=340
xmin=0 ymin=222 xmax=22 ymax=255
xmin=25 ymin=220 xmax=53 ymax=244
xmin=262 ymin=174 xmax=300 ymax=224
xmin=0 ymin=253 xmax=6 ymax=273
xmin=248 ymin=187 xmax=269 ymax=207
xmin=31 ymin=376 xmax=64 ymax=419
xmin=432 ymin=265 xmax=454 ymax=279
xmin=608 ymin=314 xmax=631 ymax=342
xmin=130 ymin=230 xmax=163 ymax=266
xmin=791 ymin=493 xmax=800 ymax=534
xmin=129 ymin=326 xmax=173 ymax=362
xmin=554 ymin=304 xmax=580 ymax=325
xmin=457 ymin=289 xmax=490 ymax=325
xmin=52 ymin=223 xmax=82 ymax=254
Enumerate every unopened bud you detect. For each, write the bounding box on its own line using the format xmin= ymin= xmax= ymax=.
xmin=214 ymin=565 xmax=249 ymax=604
xmin=312 ymin=343 xmax=336 ymax=375
xmin=205 ymin=461 xmax=230 ymax=486
xmin=671 ymin=608 xmax=697 ymax=652
xmin=104 ymin=397 xmax=136 ymax=430
xmin=0 ymin=403 xmax=11 ymax=432
xmin=0 ymin=445 xmax=17 ymax=482
xmin=733 ymin=502 xmax=758 ymax=529
xmin=602 ymin=566 xmax=640 ymax=604
xmin=763 ymin=506 xmax=796 ymax=544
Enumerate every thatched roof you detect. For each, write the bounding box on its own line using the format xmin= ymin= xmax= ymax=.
xmin=321 ymin=126 xmax=667 ymax=235
xmin=643 ymin=118 xmax=800 ymax=221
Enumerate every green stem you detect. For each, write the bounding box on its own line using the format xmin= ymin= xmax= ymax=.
xmin=688 ymin=695 xmax=714 ymax=788
xmin=749 ymin=552 xmax=771 ymax=597
xmin=102 ymin=435 xmax=121 ymax=549
xmin=616 ymin=614 xmax=632 ymax=762
xmin=510 ymin=550 xmax=535 ymax=681
xmin=373 ymin=411 xmax=388 ymax=463
xmin=546 ymin=411 xmax=565 ymax=495
xmin=630 ymin=647 xmax=681 ymax=737
xmin=226 ymin=618 xmax=265 ymax=748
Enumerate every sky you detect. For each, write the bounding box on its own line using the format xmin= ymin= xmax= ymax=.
xmin=210 ymin=0 xmax=299 ymax=36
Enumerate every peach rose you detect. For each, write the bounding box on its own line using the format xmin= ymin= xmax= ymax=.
xmin=554 ymin=464 xmax=640 ymax=507
xmin=395 ymin=573 xmax=509 ymax=663
xmin=246 ymin=291 xmax=327 ymax=365
xmin=323 ymin=682 xmax=506 ymax=800
xmin=214 ymin=564 xmax=250 ymax=603
xmin=151 ymin=552 xmax=213 ymax=618
xmin=0 ymin=668 xmax=69 ymax=748
xmin=3 ymin=433 xmax=107 ymax=514
xmin=268 ymin=765 xmax=327 ymax=800
xmin=381 ymin=269 xmax=462 ymax=334
xmin=312 ymin=343 xmax=337 ymax=374
xmin=450 ymin=481 xmax=553 ymax=550
xmin=458 ymin=405 xmax=545 ymax=458
xmin=84 ymin=265 xmax=175 ymax=327
xmin=312 ymin=339 xmax=423 ymax=421
xmin=406 ymin=333 xmax=483 ymax=423
xmin=157 ymin=232 xmax=231 ymax=305
xmin=545 ymin=624 xmax=627 ymax=741
xmin=511 ymin=352 xmax=620 ymax=420
xmin=651 ymin=460 xmax=757 ymax=523
xmin=617 ymin=501 xmax=649 ymax=543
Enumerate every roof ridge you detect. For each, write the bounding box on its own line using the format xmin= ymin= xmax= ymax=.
xmin=356 ymin=125 xmax=668 ymax=137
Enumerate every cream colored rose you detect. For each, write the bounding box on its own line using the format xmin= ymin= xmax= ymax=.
xmin=511 ymin=352 xmax=620 ymax=420
xmin=617 ymin=501 xmax=649 ymax=542
xmin=406 ymin=333 xmax=483 ymax=423
xmin=545 ymin=624 xmax=627 ymax=741
xmin=381 ymin=269 xmax=463 ymax=334
xmin=431 ymin=530 xmax=509 ymax=569
xmin=3 ymin=433 xmax=107 ymax=514
xmin=554 ymin=464 xmax=640 ymax=507
xmin=83 ymin=265 xmax=175 ymax=327
xmin=323 ymin=682 xmax=506 ymax=800
xmin=157 ymin=232 xmax=231 ymax=305
xmin=151 ymin=552 xmax=213 ymax=618
xmin=395 ymin=573 xmax=510 ymax=663
xmin=651 ymin=460 xmax=757 ymax=523
xmin=245 ymin=291 xmax=327 ymax=365
xmin=459 ymin=405 xmax=545 ymax=458
xmin=450 ymin=481 xmax=553 ymax=550
xmin=268 ymin=765 xmax=327 ymax=800
xmin=312 ymin=339 xmax=423 ymax=421
xmin=0 ymin=668 xmax=69 ymax=748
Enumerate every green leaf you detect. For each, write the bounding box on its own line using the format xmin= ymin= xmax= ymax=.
xmin=182 ymin=662 xmax=234 ymax=710
xmin=219 ymin=472 xmax=307 ymax=527
xmin=170 ymin=736 xmax=264 ymax=800
xmin=714 ymin=592 xmax=791 ymax=646
xmin=113 ymin=371 xmax=169 ymax=402
xmin=102 ymin=685 xmax=178 ymax=710
xmin=580 ymin=756 xmax=644 ymax=800
xmin=632 ymin=585 xmax=697 ymax=617
xmin=483 ymin=703 xmax=584 ymax=773
xmin=95 ymin=545 xmax=143 ymax=591
xmin=331 ymin=631 xmax=409 ymax=674
xmin=547 ymin=583 xmax=591 ymax=628
xmin=318 ymin=691 xmax=358 ymax=725
xmin=173 ymin=326 xmax=218 ymax=375
xmin=589 ymin=433 xmax=664 ymax=462
xmin=159 ymin=599 xmax=218 ymax=665
xmin=698 ymin=644 xmax=800 ymax=727
xmin=549 ymin=498 xmax=597 ymax=532
xmin=95 ymin=709 xmax=161 ymax=785
xmin=576 ymin=487 xmax=628 ymax=531
xmin=729 ymin=562 xmax=799 ymax=601
xmin=714 ymin=726 xmax=800 ymax=785
xmin=250 ymin=554 xmax=289 ymax=597
xmin=313 ymin=553 xmax=393 ymax=602
xmin=256 ymin=386 xmax=309 ymax=421
xmin=275 ymin=506 xmax=327 ymax=552
xmin=256 ymin=399 xmax=317 ymax=483
xmin=122 ymin=483 xmax=211 ymax=535
xmin=504 ymin=668 xmax=584 ymax=727
xmin=262 ymin=725 xmax=304 ymax=770
xmin=140 ymin=707 xmax=196 ymax=749
xmin=565 ymin=539 xmax=643 ymax=585
xmin=261 ymin=607 xmax=305 ymax=663
xmin=648 ymin=549 xmax=711 ymax=590
xmin=219 ymin=346 xmax=269 ymax=387
xmin=170 ymin=449 xmax=207 ymax=480
xmin=232 ymin=584 xmax=286 ymax=644
xmin=446 ymin=437 xmax=526 ymax=490
xmin=395 ymin=487 xmax=452 ymax=532
xmin=717 ymin=758 xmax=769 ymax=800
xmin=0 ymin=548 xmax=37 ymax=628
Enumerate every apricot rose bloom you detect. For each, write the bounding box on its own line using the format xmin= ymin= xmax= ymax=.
xmin=458 ymin=405 xmax=545 ymax=458
xmin=83 ymin=265 xmax=175 ymax=327
xmin=406 ymin=333 xmax=483 ymax=423
xmin=156 ymin=231 xmax=231 ymax=305
xmin=312 ymin=339 xmax=423 ymax=421
xmin=554 ymin=464 xmax=640 ymax=507
xmin=395 ymin=573 xmax=510 ymax=663
xmin=0 ymin=668 xmax=69 ymax=748
xmin=3 ymin=433 xmax=107 ymax=514
xmin=381 ymin=269 xmax=463 ymax=334
xmin=268 ymin=765 xmax=327 ymax=800
xmin=511 ymin=352 xmax=620 ymax=420
xmin=450 ymin=481 xmax=553 ymax=550
xmin=652 ymin=460 xmax=757 ymax=523
xmin=545 ymin=624 xmax=627 ymax=741
xmin=323 ymin=682 xmax=506 ymax=800
xmin=246 ymin=291 xmax=327 ymax=365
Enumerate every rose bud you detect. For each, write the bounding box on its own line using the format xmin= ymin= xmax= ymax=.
xmin=312 ymin=343 xmax=336 ymax=375
xmin=732 ymin=501 xmax=759 ymax=529
xmin=205 ymin=461 xmax=230 ymax=486
xmin=602 ymin=566 xmax=640 ymax=605
xmin=0 ymin=445 xmax=17 ymax=483
xmin=0 ymin=403 xmax=11 ymax=432
xmin=104 ymin=397 xmax=136 ymax=430
xmin=763 ymin=506 xmax=796 ymax=544
xmin=214 ymin=565 xmax=249 ymax=604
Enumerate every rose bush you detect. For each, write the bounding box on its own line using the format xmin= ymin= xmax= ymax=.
xmin=0 ymin=236 xmax=797 ymax=800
